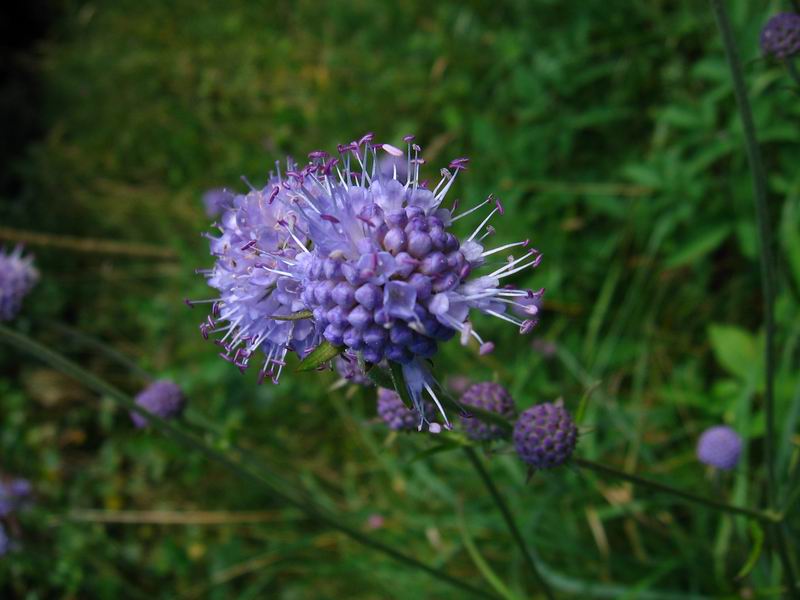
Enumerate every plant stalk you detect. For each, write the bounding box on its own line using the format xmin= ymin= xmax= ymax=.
xmin=463 ymin=447 xmax=554 ymax=600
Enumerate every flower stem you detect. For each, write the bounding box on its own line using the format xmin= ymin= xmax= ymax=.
xmin=574 ymin=458 xmax=778 ymax=523
xmin=0 ymin=324 xmax=498 ymax=600
xmin=785 ymin=59 xmax=800 ymax=90
xmin=462 ymin=447 xmax=555 ymax=600
xmin=709 ymin=0 xmax=778 ymax=508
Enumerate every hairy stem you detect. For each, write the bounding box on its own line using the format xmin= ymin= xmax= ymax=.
xmin=463 ymin=447 xmax=555 ymax=599
xmin=574 ymin=458 xmax=777 ymax=523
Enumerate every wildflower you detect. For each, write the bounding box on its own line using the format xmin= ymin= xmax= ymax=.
xmin=696 ymin=425 xmax=742 ymax=471
xmin=131 ymin=379 xmax=186 ymax=428
xmin=203 ymin=188 xmax=235 ymax=218
xmin=0 ymin=478 xmax=32 ymax=517
xmin=513 ymin=400 xmax=577 ymax=469
xmin=377 ymin=387 xmax=435 ymax=432
xmin=0 ymin=246 xmax=39 ymax=322
xmin=366 ymin=513 xmax=385 ymax=530
xmin=761 ymin=12 xmax=800 ymax=59
xmin=335 ymin=354 xmax=372 ymax=386
xmin=459 ymin=382 xmax=516 ymax=441
xmin=194 ymin=135 xmax=543 ymax=429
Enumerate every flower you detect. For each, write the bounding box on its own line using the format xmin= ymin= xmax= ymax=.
xmin=203 ymin=188 xmax=235 ymax=218
xmin=0 ymin=246 xmax=39 ymax=322
xmin=761 ymin=12 xmax=800 ymax=59
xmin=513 ymin=400 xmax=577 ymax=469
xmin=459 ymin=382 xmax=516 ymax=441
xmin=131 ymin=380 xmax=187 ymax=428
xmin=193 ymin=135 xmax=543 ymax=429
xmin=377 ymin=387 xmax=435 ymax=432
xmin=0 ymin=478 xmax=32 ymax=517
xmin=335 ymin=354 xmax=372 ymax=386
xmin=696 ymin=425 xmax=742 ymax=470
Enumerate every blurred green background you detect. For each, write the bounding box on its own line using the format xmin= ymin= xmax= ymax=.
xmin=2 ymin=0 xmax=800 ymax=597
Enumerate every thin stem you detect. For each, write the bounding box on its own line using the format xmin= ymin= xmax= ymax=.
xmin=574 ymin=458 xmax=778 ymax=523
xmin=785 ymin=59 xmax=800 ymax=90
xmin=709 ymin=0 xmax=778 ymax=508
xmin=0 ymin=324 xmax=498 ymax=600
xmin=463 ymin=447 xmax=555 ymax=600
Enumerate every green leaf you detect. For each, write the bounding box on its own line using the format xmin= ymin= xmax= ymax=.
xmin=735 ymin=520 xmax=764 ymax=580
xmin=388 ymin=361 xmax=415 ymax=410
xmin=270 ymin=309 xmax=313 ymax=321
xmin=364 ymin=363 xmax=394 ymax=389
xmin=664 ymin=225 xmax=731 ymax=269
xmin=296 ymin=341 xmax=344 ymax=372
xmin=708 ymin=324 xmax=760 ymax=382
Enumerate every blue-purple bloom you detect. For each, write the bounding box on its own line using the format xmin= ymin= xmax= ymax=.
xmin=0 ymin=478 xmax=32 ymax=517
xmin=513 ymin=400 xmax=577 ymax=469
xmin=194 ymin=135 xmax=543 ymax=429
xmin=377 ymin=387 xmax=436 ymax=432
xmin=0 ymin=246 xmax=39 ymax=322
xmin=696 ymin=425 xmax=742 ymax=470
xmin=203 ymin=188 xmax=235 ymax=218
xmin=761 ymin=12 xmax=800 ymax=59
xmin=131 ymin=380 xmax=187 ymax=428
xmin=335 ymin=354 xmax=372 ymax=386
xmin=0 ymin=524 xmax=9 ymax=556
xmin=459 ymin=382 xmax=516 ymax=441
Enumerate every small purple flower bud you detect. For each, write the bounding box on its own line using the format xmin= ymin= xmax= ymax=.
xmin=131 ymin=380 xmax=186 ymax=428
xmin=460 ymin=382 xmax=516 ymax=441
xmin=761 ymin=12 xmax=800 ymax=59
xmin=331 ymin=282 xmax=356 ymax=308
xmin=355 ymin=283 xmax=382 ymax=311
xmin=377 ymin=387 xmax=433 ymax=431
xmin=513 ymin=401 xmax=578 ymax=469
xmin=382 ymin=228 xmax=407 ymax=254
xmin=384 ymin=281 xmax=417 ymax=319
xmin=0 ymin=246 xmax=39 ymax=322
xmin=407 ymin=231 xmax=433 ymax=258
xmin=347 ymin=305 xmax=372 ymax=329
xmin=696 ymin=426 xmax=742 ymax=470
xmin=324 ymin=322 xmax=345 ymax=345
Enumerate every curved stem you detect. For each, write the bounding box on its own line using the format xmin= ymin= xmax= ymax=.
xmin=463 ymin=447 xmax=555 ymax=600
xmin=0 ymin=324 xmax=498 ymax=600
xmin=574 ymin=458 xmax=777 ymax=523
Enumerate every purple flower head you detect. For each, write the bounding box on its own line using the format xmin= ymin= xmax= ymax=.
xmin=513 ymin=400 xmax=578 ymax=470
xmin=335 ymin=354 xmax=372 ymax=387
xmin=377 ymin=387 xmax=435 ymax=432
xmin=203 ymin=188 xmax=235 ymax=218
xmin=0 ymin=478 xmax=32 ymax=517
xmin=459 ymin=382 xmax=516 ymax=441
xmin=696 ymin=425 xmax=742 ymax=470
xmin=761 ymin=12 xmax=800 ymax=59
xmin=193 ymin=136 xmax=543 ymax=427
xmin=0 ymin=246 xmax=39 ymax=322
xmin=131 ymin=379 xmax=186 ymax=428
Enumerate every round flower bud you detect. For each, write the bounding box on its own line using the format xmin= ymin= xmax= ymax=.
xmin=459 ymin=382 xmax=516 ymax=441
xmin=696 ymin=425 xmax=742 ymax=470
xmin=131 ymin=380 xmax=186 ymax=428
xmin=0 ymin=246 xmax=39 ymax=322
xmin=761 ymin=12 xmax=800 ymax=59
xmin=335 ymin=355 xmax=372 ymax=387
xmin=513 ymin=401 xmax=578 ymax=469
xmin=377 ymin=387 xmax=433 ymax=431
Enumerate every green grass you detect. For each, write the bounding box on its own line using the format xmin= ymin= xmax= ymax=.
xmin=2 ymin=0 xmax=800 ymax=597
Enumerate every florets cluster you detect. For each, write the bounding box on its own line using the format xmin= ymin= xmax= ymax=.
xmin=377 ymin=387 xmax=434 ymax=431
xmin=335 ymin=354 xmax=372 ymax=386
xmin=696 ymin=425 xmax=742 ymax=470
xmin=131 ymin=380 xmax=187 ymax=428
xmin=761 ymin=12 xmax=800 ymax=59
xmin=0 ymin=246 xmax=39 ymax=322
xmin=193 ymin=134 xmax=543 ymax=429
xmin=459 ymin=382 xmax=516 ymax=441
xmin=203 ymin=188 xmax=234 ymax=218
xmin=0 ymin=478 xmax=32 ymax=517
xmin=513 ymin=401 xmax=577 ymax=469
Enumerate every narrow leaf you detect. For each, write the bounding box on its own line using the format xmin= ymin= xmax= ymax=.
xmin=735 ymin=520 xmax=765 ymax=580
xmin=296 ymin=341 xmax=344 ymax=372
xmin=388 ymin=361 xmax=415 ymax=410
xmin=271 ymin=310 xmax=313 ymax=321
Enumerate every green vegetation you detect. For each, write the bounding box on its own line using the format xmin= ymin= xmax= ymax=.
xmin=2 ymin=0 xmax=800 ymax=597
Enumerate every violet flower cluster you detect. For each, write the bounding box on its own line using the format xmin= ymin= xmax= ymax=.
xmin=0 ymin=246 xmax=39 ymax=322
xmin=696 ymin=425 xmax=742 ymax=471
xmin=0 ymin=477 xmax=33 ymax=557
xmin=760 ymin=12 xmax=800 ymax=59
xmin=193 ymin=134 xmax=543 ymax=430
xmin=131 ymin=379 xmax=187 ymax=428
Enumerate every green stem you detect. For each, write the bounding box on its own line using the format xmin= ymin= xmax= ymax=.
xmin=709 ymin=0 xmax=778 ymax=509
xmin=785 ymin=59 xmax=800 ymax=90
xmin=0 ymin=324 xmax=498 ymax=600
xmin=463 ymin=447 xmax=554 ymax=600
xmin=574 ymin=458 xmax=777 ymax=523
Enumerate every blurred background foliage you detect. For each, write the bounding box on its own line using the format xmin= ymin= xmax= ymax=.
xmin=1 ymin=0 xmax=800 ymax=597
